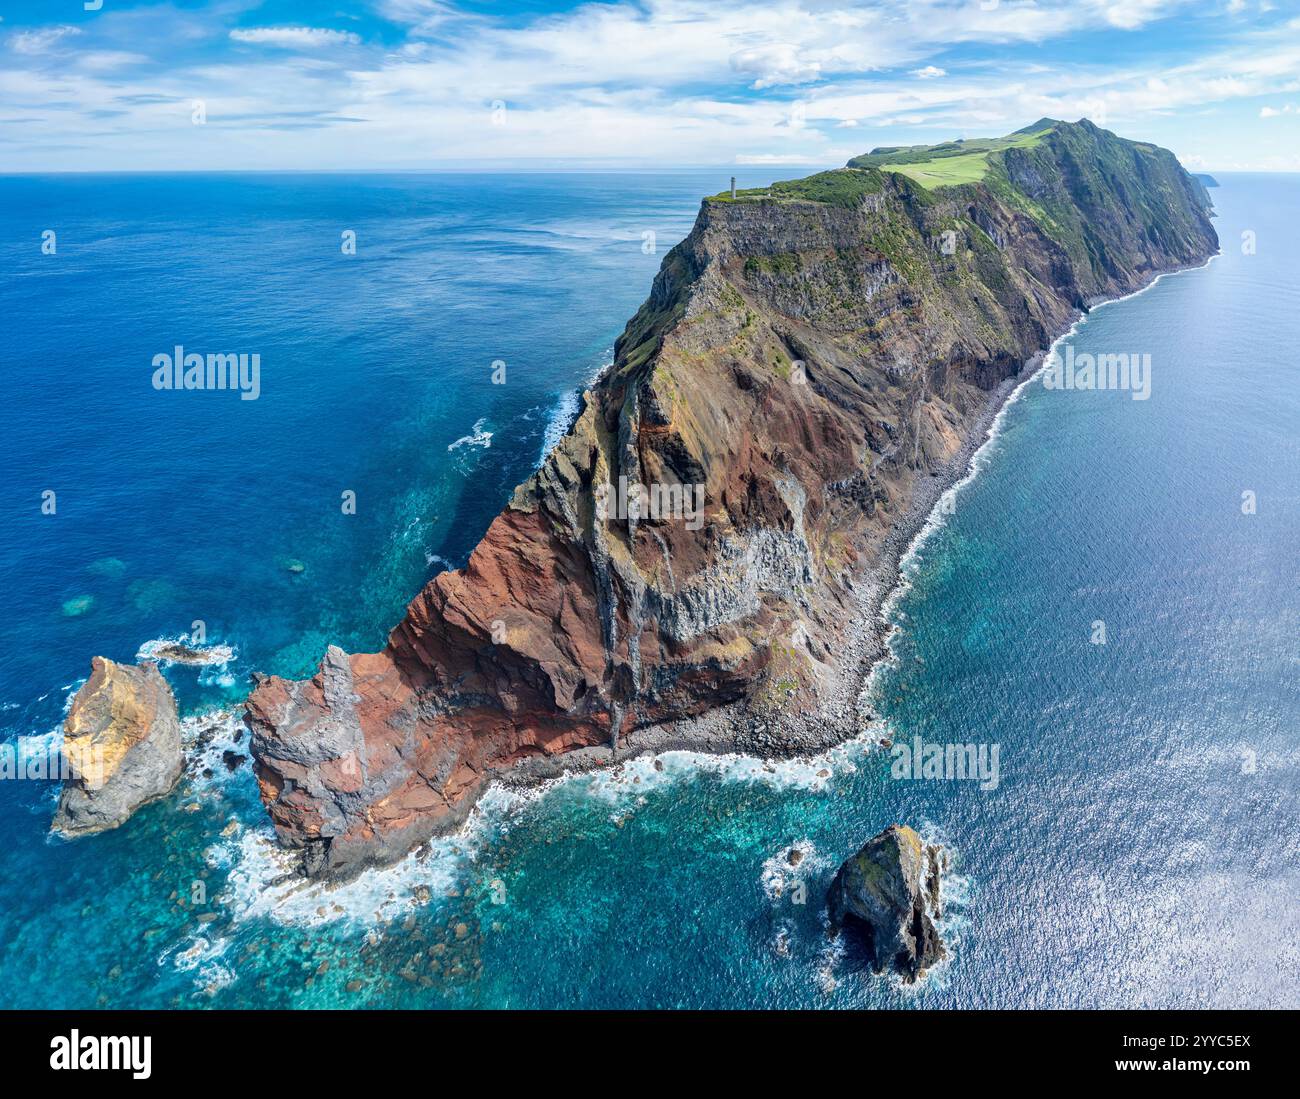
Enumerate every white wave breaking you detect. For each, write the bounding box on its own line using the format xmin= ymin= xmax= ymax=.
xmin=447 ymin=417 xmax=492 ymax=453
xmin=759 ymin=838 xmax=828 ymax=903
xmin=219 ymin=783 xmax=532 ymax=930
xmin=538 ymin=351 xmax=613 ymax=465
xmin=137 ymin=635 xmax=237 ymax=667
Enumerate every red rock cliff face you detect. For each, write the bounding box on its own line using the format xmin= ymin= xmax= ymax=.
xmin=247 ymin=122 xmax=1216 ymax=877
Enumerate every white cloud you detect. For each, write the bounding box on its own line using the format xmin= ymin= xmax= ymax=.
xmin=229 ymin=27 xmax=361 ymax=49
xmin=377 ymin=1 xmax=466 ymax=37
xmin=79 ymin=50 xmax=150 ymax=72
xmin=1259 ymin=103 xmax=1294 ymax=116
xmin=730 ymin=43 xmax=822 ymax=88
xmin=1096 ymin=0 xmax=1179 ymax=30
xmin=10 ymin=26 xmax=81 ymax=55
xmin=2 ymin=0 xmax=1297 ymax=170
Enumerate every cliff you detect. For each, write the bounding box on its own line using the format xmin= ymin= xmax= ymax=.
xmin=246 ymin=119 xmax=1217 ymax=877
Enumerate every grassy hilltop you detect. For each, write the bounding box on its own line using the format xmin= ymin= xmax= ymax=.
xmin=707 ymin=118 xmax=1213 ymax=292
xmin=709 ymin=118 xmax=1058 ymax=206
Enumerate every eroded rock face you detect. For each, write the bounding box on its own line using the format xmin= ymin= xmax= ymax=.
xmin=828 ymin=823 xmax=946 ymax=982
xmin=246 ymin=121 xmax=1218 ymax=877
xmin=53 ymin=657 xmax=183 ymax=837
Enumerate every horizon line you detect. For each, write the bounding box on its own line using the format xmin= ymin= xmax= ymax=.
xmin=0 ymin=165 xmax=1286 ymax=177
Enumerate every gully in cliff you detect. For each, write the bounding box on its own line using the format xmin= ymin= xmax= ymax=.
xmin=245 ymin=119 xmax=1217 ymax=879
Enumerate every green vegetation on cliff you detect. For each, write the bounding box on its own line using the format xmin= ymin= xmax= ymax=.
xmin=849 ymin=118 xmax=1055 ymax=189
xmin=705 ymin=118 xmax=1213 ymax=301
xmin=709 ymin=168 xmax=886 ymax=208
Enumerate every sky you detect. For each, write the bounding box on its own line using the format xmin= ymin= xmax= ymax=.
xmin=1 ymin=0 xmax=1297 ymax=172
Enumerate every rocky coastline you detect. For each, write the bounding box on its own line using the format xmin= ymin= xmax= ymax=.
xmin=244 ymin=119 xmax=1218 ymax=879
xmin=496 ymin=256 xmax=1193 ymax=786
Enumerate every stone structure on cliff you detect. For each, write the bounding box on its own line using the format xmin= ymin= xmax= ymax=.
xmin=828 ymin=823 xmax=946 ymax=982
xmin=53 ymin=657 xmax=184 ymax=837
xmin=246 ymin=119 xmax=1217 ymax=877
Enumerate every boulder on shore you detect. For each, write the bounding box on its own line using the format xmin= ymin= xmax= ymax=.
xmin=52 ymin=657 xmax=183 ymax=837
xmin=828 ymin=823 xmax=946 ymax=983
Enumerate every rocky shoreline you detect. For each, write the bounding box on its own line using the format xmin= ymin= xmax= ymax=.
xmin=499 ymin=363 xmax=1025 ymax=783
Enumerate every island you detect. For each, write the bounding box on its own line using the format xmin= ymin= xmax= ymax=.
xmin=245 ymin=118 xmax=1218 ymax=878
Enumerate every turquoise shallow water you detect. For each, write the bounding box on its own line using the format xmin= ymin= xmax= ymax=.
xmin=0 ymin=172 xmax=1295 ymax=1008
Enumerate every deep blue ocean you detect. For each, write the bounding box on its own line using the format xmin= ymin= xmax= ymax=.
xmin=0 ymin=171 xmax=1295 ymax=1008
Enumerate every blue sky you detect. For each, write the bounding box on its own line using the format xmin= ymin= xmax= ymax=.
xmin=1 ymin=0 xmax=1297 ymax=171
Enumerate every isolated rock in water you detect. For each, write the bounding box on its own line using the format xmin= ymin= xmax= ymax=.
xmin=139 ymin=639 xmax=233 ymax=666
xmin=828 ymin=824 xmax=946 ymax=982
xmin=52 ymin=657 xmax=183 ymax=837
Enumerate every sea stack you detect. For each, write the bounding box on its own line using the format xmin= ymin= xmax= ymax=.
xmin=52 ymin=657 xmax=183 ymax=837
xmin=828 ymin=823 xmax=946 ymax=982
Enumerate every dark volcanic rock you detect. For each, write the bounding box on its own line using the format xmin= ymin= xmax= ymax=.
xmin=828 ymin=824 xmax=946 ymax=982
xmin=53 ymin=657 xmax=183 ymax=837
xmin=148 ymin=641 xmax=228 ymax=665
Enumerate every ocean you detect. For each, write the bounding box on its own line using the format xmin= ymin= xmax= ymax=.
xmin=0 ymin=170 xmax=1295 ymax=1008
